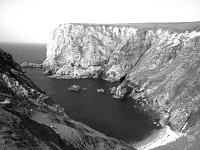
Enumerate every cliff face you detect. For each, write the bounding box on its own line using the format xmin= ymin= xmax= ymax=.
xmin=0 ymin=49 xmax=134 ymax=150
xmin=43 ymin=23 xmax=153 ymax=80
xmin=124 ymin=29 xmax=200 ymax=132
xmin=43 ymin=22 xmax=200 ymax=133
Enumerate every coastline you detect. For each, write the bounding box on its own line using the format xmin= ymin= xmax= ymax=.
xmin=132 ymin=126 xmax=184 ymax=150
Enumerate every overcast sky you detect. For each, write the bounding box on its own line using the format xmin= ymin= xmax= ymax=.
xmin=0 ymin=0 xmax=200 ymax=43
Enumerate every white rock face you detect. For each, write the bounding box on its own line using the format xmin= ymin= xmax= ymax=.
xmin=43 ymin=22 xmax=200 ymax=81
xmin=43 ymin=23 xmax=149 ymax=80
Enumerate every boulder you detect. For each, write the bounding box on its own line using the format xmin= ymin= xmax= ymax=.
xmin=43 ymin=69 xmax=53 ymax=76
xmin=68 ymin=85 xmax=82 ymax=92
xmin=97 ymin=88 xmax=105 ymax=93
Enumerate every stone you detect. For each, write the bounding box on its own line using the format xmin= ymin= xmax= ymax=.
xmin=68 ymin=85 xmax=82 ymax=92
xmin=43 ymin=69 xmax=53 ymax=76
xmin=82 ymin=88 xmax=87 ymax=91
xmin=112 ymin=87 xmax=127 ymax=99
xmin=97 ymin=88 xmax=105 ymax=93
xmin=110 ymin=87 xmax=117 ymax=94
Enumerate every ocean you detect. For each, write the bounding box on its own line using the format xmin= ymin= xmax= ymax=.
xmin=0 ymin=42 xmax=158 ymax=143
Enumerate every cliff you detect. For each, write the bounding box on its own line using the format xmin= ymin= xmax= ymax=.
xmin=0 ymin=49 xmax=134 ymax=150
xmin=43 ymin=22 xmax=200 ymax=148
xmin=43 ymin=22 xmax=200 ymax=82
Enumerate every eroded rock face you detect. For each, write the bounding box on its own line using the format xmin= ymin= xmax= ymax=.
xmin=0 ymin=49 xmax=134 ymax=150
xmin=43 ymin=23 xmax=150 ymax=80
xmin=125 ymin=30 xmax=200 ymax=131
xmin=43 ymin=22 xmax=200 ymax=133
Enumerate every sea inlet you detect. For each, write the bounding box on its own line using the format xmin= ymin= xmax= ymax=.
xmin=0 ymin=42 xmax=159 ymax=143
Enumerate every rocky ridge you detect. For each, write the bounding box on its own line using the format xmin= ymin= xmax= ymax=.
xmin=43 ymin=22 xmax=200 ymax=135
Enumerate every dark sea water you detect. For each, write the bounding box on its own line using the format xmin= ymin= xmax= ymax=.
xmin=0 ymin=42 xmax=158 ymax=143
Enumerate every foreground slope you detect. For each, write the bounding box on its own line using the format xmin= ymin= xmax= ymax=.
xmin=0 ymin=49 xmax=134 ymax=150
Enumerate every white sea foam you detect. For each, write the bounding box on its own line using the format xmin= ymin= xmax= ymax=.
xmin=134 ymin=126 xmax=184 ymax=150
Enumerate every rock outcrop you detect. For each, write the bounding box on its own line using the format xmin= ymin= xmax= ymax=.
xmin=43 ymin=22 xmax=200 ymax=136
xmin=97 ymin=88 xmax=105 ymax=93
xmin=43 ymin=23 xmax=149 ymax=80
xmin=68 ymin=85 xmax=82 ymax=92
xmin=21 ymin=62 xmax=43 ymax=68
xmin=0 ymin=49 xmax=134 ymax=150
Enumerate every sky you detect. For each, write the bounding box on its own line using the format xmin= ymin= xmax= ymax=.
xmin=0 ymin=0 xmax=200 ymax=43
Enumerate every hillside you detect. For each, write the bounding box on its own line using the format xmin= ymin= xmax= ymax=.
xmin=0 ymin=49 xmax=134 ymax=150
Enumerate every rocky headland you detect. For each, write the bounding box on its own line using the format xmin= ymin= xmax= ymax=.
xmin=42 ymin=22 xmax=200 ymax=149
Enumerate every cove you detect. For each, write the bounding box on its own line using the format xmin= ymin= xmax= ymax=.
xmin=24 ymin=68 xmax=159 ymax=143
xmin=1 ymin=42 xmax=159 ymax=143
